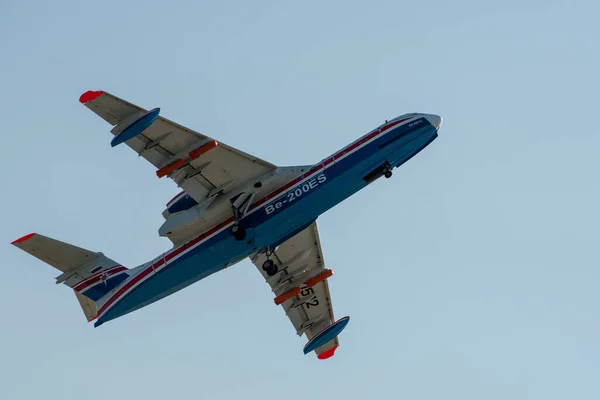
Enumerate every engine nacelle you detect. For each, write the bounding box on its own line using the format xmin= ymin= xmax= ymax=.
xmin=159 ymin=166 xmax=314 ymax=245
xmin=162 ymin=192 xmax=198 ymax=219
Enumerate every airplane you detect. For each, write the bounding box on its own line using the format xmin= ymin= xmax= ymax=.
xmin=11 ymin=90 xmax=442 ymax=359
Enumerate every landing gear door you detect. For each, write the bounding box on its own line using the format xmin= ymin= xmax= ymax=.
xmin=231 ymin=191 xmax=256 ymax=220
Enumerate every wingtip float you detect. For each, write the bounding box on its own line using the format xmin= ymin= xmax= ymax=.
xmin=79 ymin=90 xmax=161 ymax=148
xmin=111 ymin=108 xmax=161 ymax=147
xmin=303 ymin=316 xmax=351 ymax=356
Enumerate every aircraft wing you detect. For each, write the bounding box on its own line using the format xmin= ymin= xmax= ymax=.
xmin=79 ymin=90 xmax=277 ymax=204
xmin=250 ymin=221 xmax=346 ymax=359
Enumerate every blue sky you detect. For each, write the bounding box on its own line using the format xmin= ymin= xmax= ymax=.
xmin=2 ymin=0 xmax=599 ymax=399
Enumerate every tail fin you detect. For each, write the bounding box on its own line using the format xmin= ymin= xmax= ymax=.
xmin=11 ymin=233 xmax=131 ymax=321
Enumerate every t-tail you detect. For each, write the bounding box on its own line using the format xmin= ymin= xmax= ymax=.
xmin=11 ymin=233 xmax=132 ymax=322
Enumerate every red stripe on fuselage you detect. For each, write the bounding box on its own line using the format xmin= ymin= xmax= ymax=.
xmin=96 ymin=116 xmax=415 ymax=318
xmin=72 ymin=266 xmax=128 ymax=292
xmin=96 ymin=218 xmax=233 ymax=316
xmin=250 ymin=118 xmax=410 ymax=208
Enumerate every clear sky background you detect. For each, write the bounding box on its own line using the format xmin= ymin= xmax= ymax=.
xmin=2 ymin=0 xmax=599 ymax=399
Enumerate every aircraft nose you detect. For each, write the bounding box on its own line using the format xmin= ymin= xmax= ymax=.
xmin=424 ymin=114 xmax=443 ymax=130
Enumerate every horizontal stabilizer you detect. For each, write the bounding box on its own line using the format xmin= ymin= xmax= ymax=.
xmin=11 ymin=232 xmax=131 ymax=321
xmin=12 ymin=233 xmax=98 ymax=274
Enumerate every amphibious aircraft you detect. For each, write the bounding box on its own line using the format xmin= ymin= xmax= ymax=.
xmin=12 ymin=90 xmax=442 ymax=359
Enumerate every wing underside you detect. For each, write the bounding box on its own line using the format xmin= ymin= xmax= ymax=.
xmin=80 ymin=90 xmax=347 ymax=356
xmin=80 ymin=90 xmax=277 ymax=205
xmin=250 ymin=221 xmax=344 ymax=359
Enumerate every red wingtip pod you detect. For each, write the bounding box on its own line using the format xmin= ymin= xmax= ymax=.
xmin=156 ymin=159 xmax=186 ymax=178
xmin=274 ymin=287 xmax=302 ymax=306
xmin=189 ymin=140 xmax=218 ymax=160
xmin=305 ymin=269 xmax=333 ymax=288
xmin=79 ymin=90 xmax=105 ymax=104
xmin=317 ymin=345 xmax=338 ymax=360
xmin=11 ymin=233 xmax=36 ymax=245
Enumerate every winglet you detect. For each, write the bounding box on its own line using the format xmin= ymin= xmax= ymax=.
xmin=79 ymin=90 xmax=105 ymax=104
xmin=11 ymin=233 xmax=36 ymax=245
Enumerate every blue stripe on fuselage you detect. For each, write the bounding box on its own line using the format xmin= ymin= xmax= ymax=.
xmin=247 ymin=117 xmax=431 ymax=224
xmin=81 ymin=273 xmax=129 ymax=302
xmin=96 ymin=119 xmax=438 ymax=325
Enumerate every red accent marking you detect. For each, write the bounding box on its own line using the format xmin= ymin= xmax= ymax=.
xmin=156 ymin=159 xmax=185 ymax=178
xmin=305 ymin=269 xmax=333 ymax=288
xmin=96 ymin=217 xmax=233 ymax=317
xmin=72 ymin=266 xmax=128 ymax=292
xmin=274 ymin=287 xmax=302 ymax=305
xmin=73 ymin=265 xmax=126 ymax=288
xmin=167 ymin=191 xmax=186 ymax=207
xmin=11 ymin=233 xmax=36 ymax=244
xmin=79 ymin=90 xmax=105 ymax=104
xmin=317 ymin=345 xmax=338 ymax=360
xmin=96 ymin=115 xmax=417 ymax=319
xmin=189 ymin=140 xmax=218 ymax=160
